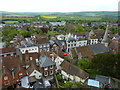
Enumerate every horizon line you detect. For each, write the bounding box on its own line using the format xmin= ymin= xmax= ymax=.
xmin=1 ymin=10 xmax=118 ymax=13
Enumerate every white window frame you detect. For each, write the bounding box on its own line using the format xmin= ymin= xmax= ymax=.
xmin=4 ymin=76 xmax=8 ymax=80
xmin=30 ymin=57 xmax=33 ymax=60
xmin=44 ymin=67 xmax=48 ymax=70
xmin=50 ymin=70 xmax=53 ymax=75
xmin=44 ymin=71 xmax=48 ymax=76
xmin=50 ymin=65 xmax=53 ymax=69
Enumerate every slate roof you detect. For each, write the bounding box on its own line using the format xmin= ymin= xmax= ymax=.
xmin=96 ymin=75 xmax=110 ymax=84
xmin=33 ymin=80 xmax=45 ymax=88
xmin=67 ymin=37 xmax=76 ymax=41
xmin=61 ymin=61 xmax=89 ymax=79
xmin=53 ymin=40 xmax=66 ymax=46
xmin=20 ymin=39 xmax=36 ymax=48
xmin=88 ymin=44 xmax=109 ymax=55
xmin=39 ymin=55 xmax=55 ymax=67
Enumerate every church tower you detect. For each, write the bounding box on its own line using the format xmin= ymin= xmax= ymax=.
xmin=101 ymin=24 xmax=109 ymax=47
xmin=88 ymin=30 xmax=94 ymax=39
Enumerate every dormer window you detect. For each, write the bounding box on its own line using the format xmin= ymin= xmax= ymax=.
xmin=4 ymin=76 xmax=8 ymax=80
xmin=44 ymin=67 xmax=48 ymax=70
xmin=47 ymin=44 xmax=49 ymax=47
xmin=44 ymin=71 xmax=48 ymax=76
xmin=50 ymin=70 xmax=53 ymax=75
xmin=44 ymin=45 xmax=46 ymax=47
xmin=50 ymin=65 xmax=53 ymax=69
xmin=39 ymin=45 xmax=42 ymax=48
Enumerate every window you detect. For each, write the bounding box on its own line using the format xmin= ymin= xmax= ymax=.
xmin=34 ymin=71 xmax=36 ymax=73
xmin=22 ymin=50 xmax=24 ymax=52
xmin=71 ymin=44 xmax=73 ymax=47
xmin=50 ymin=70 xmax=53 ymax=75
xmin=39 ymin=45 xmax=42 ymax=48
xmin=29 ymin=57 xmax=33 ymax=60
xmin=4 ymin=76 xmax=8 ymax=80
xmin=7 ymin=54 xmax=10 ymax=56
xmin=40 ymin=49 xmax=43 ymax=52
xmin=44 ymin=67 xmax=48 ymax=70
xmin=47 ymin=44 xmax=49 ymax=47
xmin=19 ymin=73 xmax=23 ymax=76
xmin=36 ymin=59 xmax=39 ymax=64
xmin=44 ymin=71 xmax=48 ymax=76
xmin=4 ymin=81 xmax=10 ymax=85
xmin=50 ymin=65 xmax=53 ymax=69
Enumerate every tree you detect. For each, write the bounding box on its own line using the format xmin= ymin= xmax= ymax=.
xmin=56 ymin=74 xmax=63 ymax=81
xmin=74 ymin=24 xmax=84 ymax=33
xmin=77 ymin=58 xmax=90 ymax=70
xmin=63 ymin=81 xmax=73 ymax=87
xmin=19 ymin=30 xmax=31 ymax=37
xmin=2 ymin=26 xmax=18 ymax=42
xmin=90 ymin=53 xmax=120 ymax=79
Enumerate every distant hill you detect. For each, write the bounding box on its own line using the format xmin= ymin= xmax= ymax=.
xmin=1 ymin=11 xmax=118 ymax=16
xmin=1 ymin=11 xmax=118 ymax=21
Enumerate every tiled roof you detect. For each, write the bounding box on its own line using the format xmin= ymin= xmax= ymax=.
xmin=0 ymin=48 xmax=16 ymax=54
xmin=109 ymin=40 xmax=119 ymax=51
xmin=76 ymin=46 xmax=94 ymax=58
xmin=27 ymin=63 xmax=40 ymax=75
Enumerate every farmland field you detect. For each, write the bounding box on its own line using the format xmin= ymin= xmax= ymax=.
xmin=41 ymin=16 xmax=57 ymax=18
xmin=4 ymin=21 xmax=19 ymax=23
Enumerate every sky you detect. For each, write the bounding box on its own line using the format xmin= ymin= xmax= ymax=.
xmin=0 ymin=0 xmax=119 ymax=12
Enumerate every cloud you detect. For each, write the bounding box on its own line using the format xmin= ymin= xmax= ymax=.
xmin=0 ymin=0 xmax=119 ymax=12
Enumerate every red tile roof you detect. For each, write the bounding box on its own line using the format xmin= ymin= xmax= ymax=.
xmin=0 ymin=48 xmax=16 ymax=54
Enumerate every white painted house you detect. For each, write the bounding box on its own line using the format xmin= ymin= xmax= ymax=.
xmin=19 ymin=46 xmax=39 ymax=54
xmin=65 ymin=33 xmax=78 ymax=52
xmin=27 ymin=63 xmax=42 ymax=80
xmin=54 ymin=56 xmax=64 ymax=70
xmin=49 ymin=21 xmax=66 ymax=26
xmin=77 ymin=39 xmax=88 ymax=47
xmin=60 ymin=61 xmax=89 ymax=83
xmin=89 ymin=38 xmax=98 ymax=45
xmin=29 ymin=70 xmax=42 ymax=80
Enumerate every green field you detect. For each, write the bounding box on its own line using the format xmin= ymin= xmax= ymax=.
xmin=4 ymin=21 xmax=19 ymax=23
